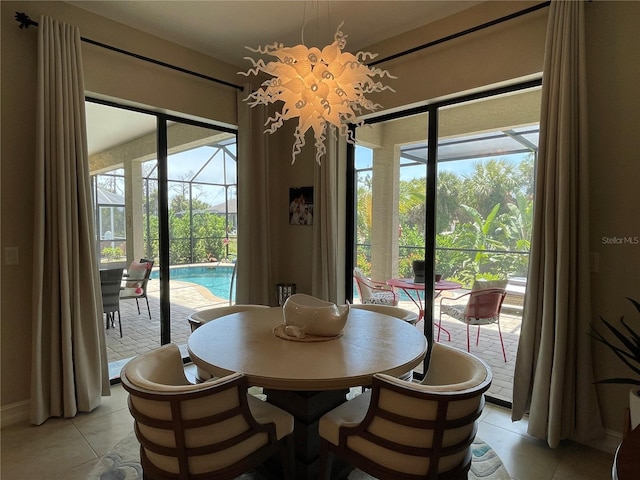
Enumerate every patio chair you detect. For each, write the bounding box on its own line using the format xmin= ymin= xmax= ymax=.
xmin=353 ymin=268 xmax=398 ymax=306
xmin=99 ymin=267 xmax=124 ymax=337
xmin=318 ymin=343 xmax=491 ymax=480
xmin=120 ymin=343 xmax=295 ymax=480
xmin=438 ymin=279 xmax=508 ymax=362
xmin=120 ymin=258 xmax=153 ymax=319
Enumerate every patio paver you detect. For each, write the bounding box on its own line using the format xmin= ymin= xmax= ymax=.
xmin=105 ymin=283 xmax=522 ymax=404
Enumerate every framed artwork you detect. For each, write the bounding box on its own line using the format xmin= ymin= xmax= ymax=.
xmin=289 ymin=186 xmax=314 ymax=225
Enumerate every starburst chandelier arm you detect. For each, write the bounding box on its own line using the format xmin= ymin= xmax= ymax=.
xmin=313 ymin=135 xmax=327 ymax=165
xmin=238 ymin=57 xmax=270 ymax=77
xmin=244 ymin=89 xmax=277 ymax=107
xmin=344 ymin=124 xmax=358 ymax=145
xmin=355 ymin=51 xmax=379 ymax=62
xmin=361 ymin=82 xmax=396 ymax=95
xmin=264 ymin=109 xmax=298 ymax=134
xmin=368 ymin=66 xmax=398 ymax=80
xmin=244 ymin=43 xmax=285 ymax=55
xmin=291 ymin=128 xmax=308 ymax=164
xmin=335 ymin=122 xmax=356 ymax=143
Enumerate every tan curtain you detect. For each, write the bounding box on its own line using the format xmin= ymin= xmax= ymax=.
xmin=311 ymin=138 xmax=339 ymax=303
xmin=236 ymin=86 xmax=273 ymax=305
xmin=31 ymin=16 xmax=109 ymax=425
xmin=511 ymin=0 xmax=604 ymax=447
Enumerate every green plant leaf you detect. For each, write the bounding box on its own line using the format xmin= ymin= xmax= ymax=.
xmin=591 ymin=297 xmax=640 ymax=384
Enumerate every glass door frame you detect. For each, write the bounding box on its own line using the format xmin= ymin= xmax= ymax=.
xmin=87 ymin=96 xmax=238 ymax=347
xmin=345 ymin=77 xmax=542 ymax=381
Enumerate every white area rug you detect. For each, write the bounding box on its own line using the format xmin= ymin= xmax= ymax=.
xmin=89 ymin=432 xmax=510 ymax=480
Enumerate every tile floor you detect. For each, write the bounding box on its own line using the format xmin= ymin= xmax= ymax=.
xmin=1 ymin=368 xmax=615 ymax=480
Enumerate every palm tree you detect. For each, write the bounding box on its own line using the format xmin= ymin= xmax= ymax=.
xmin=455 ymin=203 xmax=502 ymax=283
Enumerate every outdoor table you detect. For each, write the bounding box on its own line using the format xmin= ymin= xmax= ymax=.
xmin=188 ymin=306 xmax=427 ymax=480
xmin=387 ymin=278 xmax=462 ymax=321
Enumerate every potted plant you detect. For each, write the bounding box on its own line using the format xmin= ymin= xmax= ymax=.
xmin=591 ymin=297 xmax=640 ymax=430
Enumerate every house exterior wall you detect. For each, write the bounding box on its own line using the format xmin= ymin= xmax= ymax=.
xmin=2 ymin=0 xmax=639 ymax=440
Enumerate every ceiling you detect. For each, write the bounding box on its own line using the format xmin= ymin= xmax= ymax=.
xmin=69 ymin=1 xmax=482 ymax=69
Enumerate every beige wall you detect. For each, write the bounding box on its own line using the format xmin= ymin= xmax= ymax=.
xmin=585 ymin=0 xmax=640 ymax=433
xmin=2 ymin=0 xmax=639 ymax=439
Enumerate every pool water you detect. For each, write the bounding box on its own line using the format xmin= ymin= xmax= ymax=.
xmin=151 ymin=265 xmax=236 ymax=301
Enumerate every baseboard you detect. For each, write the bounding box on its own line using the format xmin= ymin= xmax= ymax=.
xmin=587 ymin=428 xmax=622 ymax=454
xmin=1 ymin=400 xmax=30 ymax=428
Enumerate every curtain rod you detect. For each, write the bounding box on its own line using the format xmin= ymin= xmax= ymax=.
xmin=16 ymin=2 xmax=551 ymax=88
xmin=14 ymin=12 xmax=244 ymax=91
xmin=369 ymin=1 xmax=551 ymax=67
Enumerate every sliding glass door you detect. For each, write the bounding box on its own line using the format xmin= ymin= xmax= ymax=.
xmin=86 ymin=99 xmax=237 ymax=377
xmin=350 ymin=81 xmax=541 ymax=404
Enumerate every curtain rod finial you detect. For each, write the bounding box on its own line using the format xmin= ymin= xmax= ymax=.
xmin=15 ymin=12 xmax=37 ymax=29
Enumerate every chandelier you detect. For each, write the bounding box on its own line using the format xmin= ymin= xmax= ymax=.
xmin=240 ymin=24 xmax=395 ymax=164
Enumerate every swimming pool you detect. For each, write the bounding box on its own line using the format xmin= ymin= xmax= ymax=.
xmin=151 ymin=265 xmax=236 ymax=301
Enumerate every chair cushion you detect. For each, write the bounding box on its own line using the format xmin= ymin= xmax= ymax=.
xmin=247 ymin=394 xmax=294 ymax=440
xmin=351 ymin=305 xmax=418 ymax=325
xmin=120 ymin=286 xmax=143 ymax=297
xmin=421 ymin=344 xmax=490 ymax=389
xmin=363 ymin=292 xmax=396 ymax=305
xmin=441 ymin=302 xmax=500 ymax=325
xmin=189 ymin=305 xmax=269 ymax=324
xmin=440 ymin=303 xmax=466 ymax=321
xmin=124 ymin=343 xmax=194 ymax=390
xmin=125 ymin=261 xmax=150 ymax=288
xmin=319 ymin=390 xmax=371 ymax=446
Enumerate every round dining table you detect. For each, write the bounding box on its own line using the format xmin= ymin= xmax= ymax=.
xmin=188 ymin=306 xmax=427 ymax=479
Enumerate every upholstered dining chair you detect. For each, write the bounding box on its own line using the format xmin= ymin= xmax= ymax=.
xmin=353 ymin=268 xmax=398 ymax=306
xmin=318 ymin=343 xmax=492 ymax=480
xmin=99 ymin=267 xmax=124 ymax=337
xmin=187 ymin=304 xmax=269 ymax=332
xmin=187 ymin=304 xmax=269 ymax=382
xmin=120 ymin=258 xmax=154 ymax=320
xmin=350 ymin=304 xmax=419 ymax=326
xmin=438 ymin=279 xmax=508 ymax=362
xmin=350 ymin=304 xmax=419 ymax=382
xmin=120 ymin=343 xmax=295 ymax=480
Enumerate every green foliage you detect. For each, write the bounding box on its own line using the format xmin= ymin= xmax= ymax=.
xmin=356 ymin=154 xmax=534 ymax=284
xmin=398 ymin=225 xmax=426 ymax=278
xmin=436 ymin=172 xmax=463 ymax=233
xmin=143 ymin=195 xmax=230 ymax=265
xmin=459 ymin=158 xmax=526 ymax=218
xmin=356 ymin=176 xmax=373 ymax=245
xmin=591 ymin=298 xmax=640 ymax=386
xmin=101 ymin=246 xmax=124 ymax=261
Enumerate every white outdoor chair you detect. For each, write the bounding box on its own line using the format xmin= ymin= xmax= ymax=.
xmin=353 ymin=268 xmax=398 ymax=306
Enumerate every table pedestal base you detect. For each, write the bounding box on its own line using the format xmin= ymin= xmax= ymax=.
xmin=263 ymin=388 xmax=351 ymax=480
